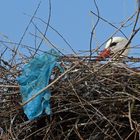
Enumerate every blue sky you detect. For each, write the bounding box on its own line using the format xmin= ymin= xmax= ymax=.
xmin=0 ymin=0 xmax=139 ymax=57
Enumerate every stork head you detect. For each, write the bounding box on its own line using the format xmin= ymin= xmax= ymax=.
xmin=97 ymin=37 xmax=130 ymax=60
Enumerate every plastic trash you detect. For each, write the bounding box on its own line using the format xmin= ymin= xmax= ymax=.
xmin=17 ymin=49 xmax=62 ymax=120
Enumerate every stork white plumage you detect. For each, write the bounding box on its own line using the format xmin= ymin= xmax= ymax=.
xmin=97 ymin=37 xmax=130 ymax=61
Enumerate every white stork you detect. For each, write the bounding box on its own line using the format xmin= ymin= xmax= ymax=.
xmin=97 ymin=37 xmax=130 ymax=61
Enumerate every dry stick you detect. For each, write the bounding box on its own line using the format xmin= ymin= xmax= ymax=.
xmin=32 ymin=21 xmax=66 ymax=57
xmin=81 ymin=12 xmax=136 ymax=55
xmin=65 ymin=60 xmax=111 ymax=90
xmin=90 ymin=12 xmax=136 ymax=56
xmin=123 ymin=129 xmax=135 ymax=140
xmin=75 ymin=74 xmax=123 ymax=140
xmin=74 ymin=119 xmax=84 ymax=140
xmin=0 ymin=40 xmax=39 ymax=62
xmin=0 ymin=40 xmax=44 ymax=53
xmin=0 ymin=85 xmax=19 ymax=88
xmin=89 ymin=0 xmax=100 ymax=60
xmin=90 ymin=11 xmax=128 ymax=39
xmin=113 ymin=11 xmax=140 ymax=60
xmin=20 ymin=63 xmax=78 ymax=107
xmin=122 ymin=91 xmax=140 ymax=102
xmin=33 ymin=0 xmax=52 ymax=57
xmin=128 ymin=101 xmax=134 ymax=130
xmin=12 ymin=1 xmax=42 ymax=63
xmin=31 ymin=15 xmax=77 ymax=55
xmin=25 ymin=122 xmax=53 ymax=140
xmin=24 ymin=13 xmax=77 ymax=55
xmin=68 ymin=79 xmax=113 ymax=139
xmin=29 ymin=32 xmax=64 ymax=55
xmin=132 ymin=10 xmax=140 ymax=32
xmin=9 ymin=115 xmax=17 ymax=140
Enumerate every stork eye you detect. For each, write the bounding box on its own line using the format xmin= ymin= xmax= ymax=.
xmin=109 ymin=42 xmax=118 ymax=47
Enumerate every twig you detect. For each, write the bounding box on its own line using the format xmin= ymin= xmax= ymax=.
xmin=33 ymin=0 xmax=52 ymax=56
xmin=128 ymin=101 xmax=134 ymax=130
xmin=89 ymin=0 xmax=100 ymax=60
xmin=12 ymin=1 xmax=42 ymax=62
xmin=90 ymin=11 xmax=128 ymax=39
xmin=24 ymin=14 xmax=77 ymax=55
xmin=32 ymin=21 xmax=66 ymax=57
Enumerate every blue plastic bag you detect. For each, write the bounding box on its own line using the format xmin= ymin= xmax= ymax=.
xmin=17 ymin=49 xmax=62 ymax=120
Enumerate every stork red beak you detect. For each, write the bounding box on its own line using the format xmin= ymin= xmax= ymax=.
xmin=96 ymin=48 xmax=111 ymax=60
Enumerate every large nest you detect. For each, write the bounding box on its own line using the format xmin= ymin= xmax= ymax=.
xmin=1 ymin=57 xmax=140 ymax=140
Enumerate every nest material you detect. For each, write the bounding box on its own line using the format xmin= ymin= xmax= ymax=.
xmin=0 ymin=59 xmax=140 ymax=140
